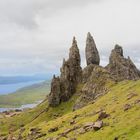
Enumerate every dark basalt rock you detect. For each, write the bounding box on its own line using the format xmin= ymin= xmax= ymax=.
xmin=106 ymin=44 xmax=140 ymax=81
xmin=85 ymin=32 xmax=100 ymax=65
xmin=60 ymin=37 xmax=82 ymax=102
xmin=49 ymin=34 xmax=140 ymax=108
xmin=48 ymin=37 xmax=82 ymax=107
xmin=48 ymin=75 xmax=61 ymax=107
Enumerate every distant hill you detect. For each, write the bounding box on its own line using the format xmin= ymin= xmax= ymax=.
xmin=0 ymin=80 xmax=50 ymax=108
xmin=0 ymin=74 xmax=51 ymax=84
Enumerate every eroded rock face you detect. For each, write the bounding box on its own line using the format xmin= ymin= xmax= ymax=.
xmin=85 ymin=32 xmax=100 ymax=65
xmin=60 ymin=37 xmax=82 ymax=102
xmin=73 ymin=65 xmax=115 ymax=110
xmin=48 ymin=75 xmax=61 ymax=107
xmin=48 ymin=37 xmax=82 ymax=106
xmin=106 ymin=44 xmax=140 ymax=81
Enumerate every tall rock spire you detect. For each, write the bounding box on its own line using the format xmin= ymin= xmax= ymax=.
xmin=85 ymin=32 xmax=100 ymax=65
xmin=48 ymin=36 xmax=82 ymax=106
xmin=60 ymin=37 xmax=82 ymax=101
xmin=69 ymin=37 xmax=81 ymax=66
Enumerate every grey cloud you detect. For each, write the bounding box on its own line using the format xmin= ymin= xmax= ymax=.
xmin=0 ymin=0 xmax=140 ymax=75
xmin=0 ymin=0 xmax=102 ymax=28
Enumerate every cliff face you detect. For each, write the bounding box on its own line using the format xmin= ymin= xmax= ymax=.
xmin=48 ymin=37 xmax=82 ymax=107
xmin=60 ymin=37 xmax=82 ymax=102
xmin=73 ymin=64 xmax=115 ymax=110
xmin=106 ymin=44 xmax=140 ymax=81
xmin=48 ymin=33 xmax=140 ymax=108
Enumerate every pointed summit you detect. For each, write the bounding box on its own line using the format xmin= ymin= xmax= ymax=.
xmin=85 ymin=32 xmax=100 ymax=65
xmin=114 ymin=44 xmax=123 ymax=56
xmin=72 ymin=36 xmax=77 ymax=46
xmin=69 ymin=36 xmax=81 ymax=65
xmin=87 ymin=32 xmax=92 ymax=39
xmin=49 ymin=36 xmax=82 ymax=106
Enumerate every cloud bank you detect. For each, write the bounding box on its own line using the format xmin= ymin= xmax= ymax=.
xmin=0 ymin=0 xmax=140 ymax=76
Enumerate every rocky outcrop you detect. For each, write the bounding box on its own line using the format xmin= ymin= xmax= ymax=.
xmin=49 ymin=33 xmax=140 ymax=108
xmin=60 ymin=37 xmax=82 ymax=102
xmin=48 ymin=75 xmax=61 ymax=107
xmin=85 ymin=32 xmax=100 ymax=65
xmin=73 ymin=65 xmax=115 ymax=110
xmin=48 ymin=37 xmax=82 ymax=107
xmin=106 ymin=44 xmax=140 ymax=81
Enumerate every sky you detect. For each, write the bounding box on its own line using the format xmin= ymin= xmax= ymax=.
xmin=0 ymin=0 xmax=140 ymax=76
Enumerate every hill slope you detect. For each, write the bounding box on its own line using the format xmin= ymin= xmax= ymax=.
xmin=0 ymin=34 xmax=140 ymax=140
xmin=0 ymin=80 xmax=140 ymax=140
xmin=0 ymin=81 xmax=50 ymax=108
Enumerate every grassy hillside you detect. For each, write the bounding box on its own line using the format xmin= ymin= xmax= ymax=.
xmin=0 ymin=81 xmax=50 ymax=108
xmin=0 ymin=80 xmax=140 ymax=140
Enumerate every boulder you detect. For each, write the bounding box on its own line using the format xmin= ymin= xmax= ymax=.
xmin=78 ymin=128 xmax=86 ymax=134
xmin=48 ymin=127 xmax=58 ymax=133
xmin=83 ymin=122 xmax=94 ymax=129
xmin=98 ymin=111 xmax=110 ymax=120
xmin=81 ymin=121 xmax=104 ymax=132
xmin=127 ymin=93 xmax=138 ymax=100
xmin=70 ymin=120 xmax=76 ymax=125
xmin=123 ymin=104 xmax=132 ymax=111
xmin=134 ymin=99 xmax=140 ymax=105
xmin=59 ymin=126 xmax=80 ymax=138
xmin=93 ymin=121 xmax=103 ymax=131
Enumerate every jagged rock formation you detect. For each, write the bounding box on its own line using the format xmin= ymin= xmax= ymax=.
xmin=48 ymin=75 xmax=61 ymax=107
xmin=48 ymin=37 xmax=82 ymax=107
xmin=60 ymin=37 xmax=82 ymax=102
xmin=48 ymin=33 xmax=140 ymax=108
xmin=85 ymin=32 xmax=100 ymax=65
xmin=106 ymin=44 xmax=140 ymax=81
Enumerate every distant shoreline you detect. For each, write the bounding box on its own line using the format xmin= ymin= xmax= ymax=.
xmin=0 ymin=100 xmax=42 ymax=113
xmin=0 ymin=80 xmax=50 ymax=108
xmin=0 ymin=80 xmax=45 ymax=95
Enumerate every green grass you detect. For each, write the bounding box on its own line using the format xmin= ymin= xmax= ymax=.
xmin=0 ymin=81 xmax=50 ymax=108
xmin=0 ymin=81 xmax=140 ymax=140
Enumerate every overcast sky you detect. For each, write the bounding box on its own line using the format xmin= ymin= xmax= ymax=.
xmin=0 ymin=0 xmax=140 ymax=76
